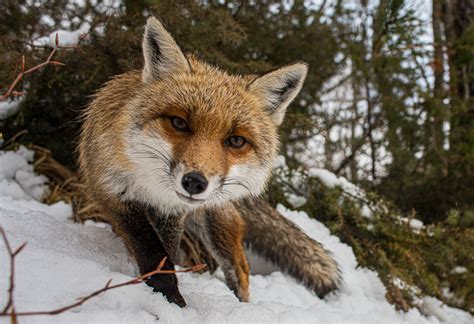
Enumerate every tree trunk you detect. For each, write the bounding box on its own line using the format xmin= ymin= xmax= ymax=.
xmin=443 ymin=0 xmax=474 ymax=211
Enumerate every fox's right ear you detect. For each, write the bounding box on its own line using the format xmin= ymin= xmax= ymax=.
xmin=142 ymin=16 xmax=191 ymax=83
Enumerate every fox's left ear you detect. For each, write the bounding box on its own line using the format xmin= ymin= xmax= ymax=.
xmin=248 ymin=62 xmax=308 ymax=126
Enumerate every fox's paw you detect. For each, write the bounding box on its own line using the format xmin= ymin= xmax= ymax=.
xmin=223 ymin=265 xmax=249 ymax=303
xmin=235 ymin=250 xmax=250 ymax=302
xmin=222 ymin=245 xmax=250 ymax=302
xmin=146 ymin=274 xmax=187 ymax=307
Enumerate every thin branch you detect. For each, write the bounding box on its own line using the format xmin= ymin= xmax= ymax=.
xmin=334 ymin=134 xmax=368 ymax=175
xmin=334 ymin=117 xmax=384 ymax=175
xmin=0 ymin=227 xmax=26 ymax=324
xmin=0 ymin=226 xmax=205 ymax=318
xmin=278 ymin=177 xmax=307 ymax=198
xmin=0 ymin=33 xmax=87 ymax=102
xmin=316 ymin=0 xmax=328 ymax=16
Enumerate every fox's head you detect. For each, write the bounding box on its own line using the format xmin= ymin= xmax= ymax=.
xmin=125 ymin=17 xmax=307 ymax=214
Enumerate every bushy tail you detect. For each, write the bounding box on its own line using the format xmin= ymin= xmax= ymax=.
xmin=235 ymin=198 xmax=341 ymax=298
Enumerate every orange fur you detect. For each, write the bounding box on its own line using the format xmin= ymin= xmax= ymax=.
xmin=77 ymin=16 xmax=317 ymax=306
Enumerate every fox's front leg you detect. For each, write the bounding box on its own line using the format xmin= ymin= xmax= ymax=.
xmin=187 ymin=206 xmax=250 ymax=302
xmin=113 ymin=202 xmax=186 ymax=307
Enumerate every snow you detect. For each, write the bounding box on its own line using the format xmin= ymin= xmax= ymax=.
xmin=399 ymin=217 xmax=425 ymax=233
xmin=420 ymin=297 xmax=471 ymax=324
xmin=32 ymin=0 xmax=121 ymax=48
xmin=0 ymin=98 xmax=22 ymax=120
xmin=308 ymin=168 xmax=365 ymax=200
xmin=285 ymin=193 xmax=307 ymax=208
xmin=409 ymin=219 xmax=424 ymax=231
xmin=308 ymin=168 xmax=339 ymax=188
xmin=307 ymin=168 xmax=425 ymax=232
xmin=0 ymin=146 xmax=50 ymax=201
xmin=450 ymin=266 xmax=468 ymax=275
xmin=308 ymin=167 xmax=374 ymax=219
xmin=34 ymin=24 xmax=90 ymax=47
xmin=0 ymin=148 xmax=472 ymax=323
xmin=308 ymin=167 xmax=430 ymax=234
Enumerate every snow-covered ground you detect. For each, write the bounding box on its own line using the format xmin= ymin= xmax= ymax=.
xmin=0 ymin=147 xmax=472 ymax=323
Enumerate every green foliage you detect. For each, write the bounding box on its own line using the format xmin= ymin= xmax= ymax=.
xmin=268 ymin=170 xmax=474 ymax=313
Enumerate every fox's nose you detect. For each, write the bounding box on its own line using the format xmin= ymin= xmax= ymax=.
xmin=182 ymin=172 xmax=208 ymax=195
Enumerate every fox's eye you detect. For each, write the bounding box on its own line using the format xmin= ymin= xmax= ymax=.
xmin=226 ymin=135 xmax=247 ymax=149
xmin=170 ymin=116 xmax=190 ymax=132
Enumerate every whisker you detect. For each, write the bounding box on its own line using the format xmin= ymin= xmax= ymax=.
xmin=132 ymin=149 xmax=172 ymax=167
xmin=139 ymin=142 xmax=174 ymax=167
xmin=222 ymin=180 xmax=253 ymax=196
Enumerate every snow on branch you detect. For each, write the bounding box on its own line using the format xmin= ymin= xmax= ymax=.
xmin=0 ymin=33 xmax=87 ymax=102
xmin=0 ymin=227 xmax=205 ymax=321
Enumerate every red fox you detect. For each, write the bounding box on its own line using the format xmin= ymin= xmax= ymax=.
xmin=78 ymin=16 xmax=340 ymax=307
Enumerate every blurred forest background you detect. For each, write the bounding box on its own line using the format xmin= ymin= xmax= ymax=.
xmin=0 ymin=0 xmax=473 ymax=315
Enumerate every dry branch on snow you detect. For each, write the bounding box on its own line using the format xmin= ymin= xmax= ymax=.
xmin=0 ymin=226 xmax=205 ymax=322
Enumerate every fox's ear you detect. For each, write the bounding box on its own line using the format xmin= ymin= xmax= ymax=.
xmin=248 ymin=63 xmax=308 ymax=126
xmin=142 ymin=16 xmax=191 ymax=83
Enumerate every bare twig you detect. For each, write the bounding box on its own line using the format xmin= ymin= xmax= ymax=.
xmin=0 ymin=226 xmax=205 ymax=319
xmin=0 ymin=227 xmax=27 ymax=323
xmin=0 ymin=33 xmax=87 ymax=102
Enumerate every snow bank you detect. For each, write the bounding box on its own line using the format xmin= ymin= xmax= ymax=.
xmin=0 ymin=146 xmax=49 ymax=201
xmin=0 ymin=148 xmax=472 ymax=323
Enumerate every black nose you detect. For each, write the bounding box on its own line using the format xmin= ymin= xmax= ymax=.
xmin=181 ymin=172 xmax=208 ymax=195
